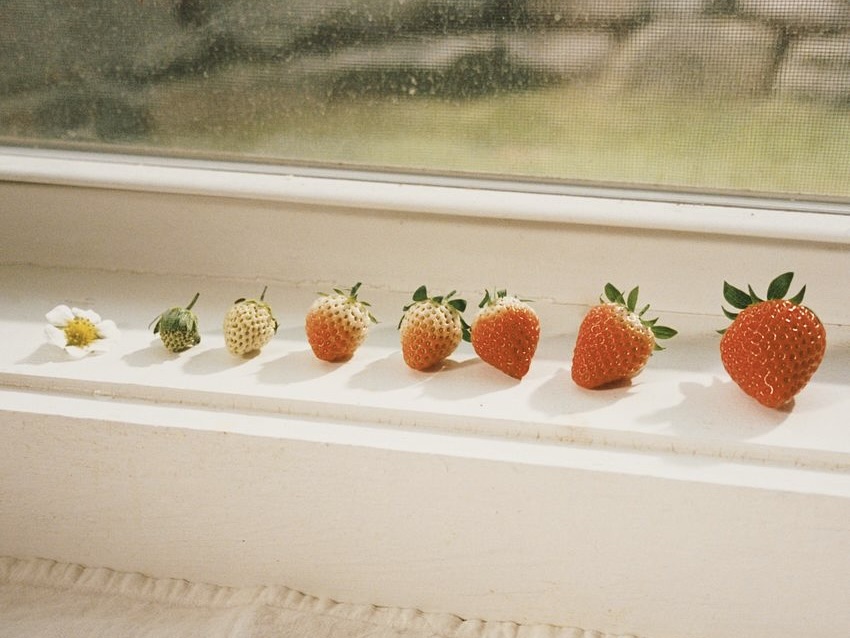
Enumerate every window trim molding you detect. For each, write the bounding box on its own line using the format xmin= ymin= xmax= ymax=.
xmin=2 ymin=146 xmax=849 ymax=246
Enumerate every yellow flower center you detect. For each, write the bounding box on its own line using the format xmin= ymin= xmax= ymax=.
xmin=64 ymin=316 xmax=99 ymax=347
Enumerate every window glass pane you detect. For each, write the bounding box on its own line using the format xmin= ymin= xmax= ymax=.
xmin=2 ymin=0 xmax=850 ymax=200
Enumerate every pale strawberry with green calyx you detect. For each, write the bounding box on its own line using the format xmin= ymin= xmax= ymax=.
xmin=151 ymin=292 xmax=202 ymax=353
xmin=571 ymin=284 xmax=677 ymax=389
xmin=399 ymin=285 xmax=469 ymax=371
xmin=720 ymin=272 xmax=826 ymax=408
xmin=223 ymin=286 xmax=278 ymax=356
xmin=471 ymin=289 xmax=540 ymax=380
xmin=305 ymin=282 xmax=377 ymax=362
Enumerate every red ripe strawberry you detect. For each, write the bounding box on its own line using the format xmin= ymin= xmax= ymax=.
xmin=399 ymin=285 xmax=469 ymax=371
xmin=571 ymin=284 xmax=676 ymax=389
xmin=471 ymin=289 xmax=540 ymax=379
xmin=305 ymin=282 xmax=377 ymax=362
xmin=720 ymin=272 xmax=826 ymax=408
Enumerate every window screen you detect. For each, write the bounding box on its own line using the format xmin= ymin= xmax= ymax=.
xmin=2 ymin=0 xmax=849 ymax=199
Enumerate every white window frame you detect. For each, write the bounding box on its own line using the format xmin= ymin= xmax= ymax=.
xmin=2 ymin=146 xmax=849 ymax=244
xmin=2 ymin=146 xmax=850 ymax=638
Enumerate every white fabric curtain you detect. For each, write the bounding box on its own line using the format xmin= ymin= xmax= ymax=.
xmin=0 ymin=557 xmax=636 ymax=638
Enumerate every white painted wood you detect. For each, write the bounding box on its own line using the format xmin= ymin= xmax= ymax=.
xmin=1 ymin=267 xmax=848 ymax=471
xmin=1 ymin=146 xmax=849 ymax=243
xmin=1 ymin=150 xmax=849 ymax=638
xmin=1 ymin=182 xmax=849 ymax=324
xmin=2 ymin=398 xmax=850 ymax=638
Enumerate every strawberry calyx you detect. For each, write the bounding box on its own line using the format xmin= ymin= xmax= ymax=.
xmin=150 ymin=292 xmax=200 ymax=335
xmin=321 ymin=282 xmax=378 ymax=324
xmin=233 ymin=284 xmax=269 ymax=306
xmin=234 ymin=286 xmax=279 ymax=333
xmin=478 ymin=289 xmax=533 ymax=308
xmin=721 ymin=272 xmax=806 ymax=332
xmin=400 ymin=285 xmax=471 ymax=341
xmin=602 ymin=283 xmax=677 ymax=351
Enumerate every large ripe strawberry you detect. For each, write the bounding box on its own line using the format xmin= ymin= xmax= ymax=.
xmin=571 ymin=284 xmax=676 ymax=389
xmin=223 ymin=286 xmax=279 ymax=356
xmin=471 ymin=289 xmax=540 ymax=379
xmin=399 ymin=285 xmax=469 ymax=371
xmin=305 ymin=282 xmax=377 ymax=362
xmin=720 ymin=272 xmax=826 ymax=408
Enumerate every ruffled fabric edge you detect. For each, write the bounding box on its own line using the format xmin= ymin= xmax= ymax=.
xmin=0 ymin=556 xmax=639 ymax=638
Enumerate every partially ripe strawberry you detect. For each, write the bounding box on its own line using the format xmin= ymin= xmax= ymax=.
xmin=720 ymin=272 xmax=826 ymax=408
xmin=571 ymin=284 xmax=676 ymax=389
xmin=305 ymin=282 xmax=377 ymax=362
xmin=223 ymin=286 xmax=278 ymax=356
xmin=471 ymin=289 xmax=540 ymax=379
xmin=399 ymin=285 xmax=469 ymax=371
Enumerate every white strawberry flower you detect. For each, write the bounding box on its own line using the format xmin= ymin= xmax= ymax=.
xmin=44 ymin=305 xmax=120 ymax=359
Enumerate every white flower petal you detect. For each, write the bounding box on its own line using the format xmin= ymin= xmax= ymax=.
xmin=64 ymin=345 xmax=89 ymax=359
xmin=73 ymin=308 xmax=102 ymax=324
xmin=45 ymin=325 xmax=67 ymax=348
xmin=45 ymin=305 xmax=74 ymax=326
xmin=96 ymin=319 xmax=120 ymax=340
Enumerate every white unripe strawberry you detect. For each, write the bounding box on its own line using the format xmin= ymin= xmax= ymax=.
xmin=223 ymin=286 xmax=278 ymax=356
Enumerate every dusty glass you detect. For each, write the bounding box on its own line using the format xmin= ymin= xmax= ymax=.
xmin=2 ymin=0 xmax=850 ymax=200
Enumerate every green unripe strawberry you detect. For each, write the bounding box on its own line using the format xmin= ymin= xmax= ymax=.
xmin=152 ymin=292 xmax=201 ymax=353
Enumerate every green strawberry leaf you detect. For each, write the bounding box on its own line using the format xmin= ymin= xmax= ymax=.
xmin=447 ymin=298 xmax=467 ymax=313
xmin=652 ymin=325 xmax=677 ymax=339
xmin=478 ymin=289 xmax=491 ymax=308
xmin=766 ymin=272 xmax=793 ymax=300
xmin=747 ymin=285 xmax=763 ymax=304
xmin=412 ymin=285 xmax=428 ymax=302
xmin=788 ymin=284 xmax=807 ymax=305
xmin=722 ymin=281 xmax=752 ymax=309
xmin=460 ymin=316 xmax=471 ymax=342
xmin=626 ymin=286 xmax=639 ymax=312
xmin=604 ymin=283 xmax=624 ymax=305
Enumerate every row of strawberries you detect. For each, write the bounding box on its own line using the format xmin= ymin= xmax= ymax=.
xmin=152 ymin=272 xmax=826 ymax=410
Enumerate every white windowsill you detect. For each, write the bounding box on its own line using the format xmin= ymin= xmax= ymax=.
xmin=2 ymin=264 xmax=849 ymax=481
xmin=2 ymin=148 xmax=849 ymax=638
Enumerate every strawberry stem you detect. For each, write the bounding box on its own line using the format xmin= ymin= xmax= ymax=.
xmin=185 ymin=292 xmax=200 ymax=312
